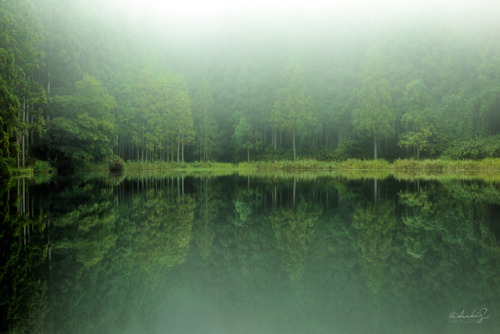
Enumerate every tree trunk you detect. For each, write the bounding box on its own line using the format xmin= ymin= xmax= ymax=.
xmin=373 ymin=134 xmax=378 ymax=160
xmin=177 ymin=142 xmax=180 ymax=162
xmin=416 ymin=144 xmax=420 ymax=160
xmin=22 ymin=97 xmax=26 ymax=168
xmin=247 ymin=147 xmax=250 ymax=162
xmin=292 ymin=130 xmax=296 ymax=162
xmin=205 ymin=108 xmax=208 ymax=162
xmin=293 ymin=176 xmax=296 ymax=205
xmin=182 ymin=141 xmax=184 ymax=162
xmin=273 ymin=128 xmax=277 ymax=150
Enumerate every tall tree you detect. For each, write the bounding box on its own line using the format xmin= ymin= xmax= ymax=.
xmin=192 ymin=78 xmax=217 ymax=161
xmin=354 ymin=46 xmax=395 ymax=160
xmin=48 ymin=74 xmax=116 ymax=165
xmin=272 ymin=58 xmax=315 ymax=161
xmin=171 ymin=75 xmax=194 ymax=162
xmin=398 ymin=79 xmax=435 ymax=159
xmin=234 ymin=114 xmax=254 ymax=162
xmin=0 ymin=0 xmax=46 ymax=167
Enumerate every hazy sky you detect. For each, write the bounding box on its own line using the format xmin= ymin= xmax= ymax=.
xmin=107 ymin=0 xmax=499 ymax=22
xmin=90 ymin=0 xmax=499 ymax=49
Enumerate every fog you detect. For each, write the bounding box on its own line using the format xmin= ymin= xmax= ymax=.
xmin=85 ymin=0 xmax=500 ymax=65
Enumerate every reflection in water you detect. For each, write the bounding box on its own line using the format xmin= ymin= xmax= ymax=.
xmin=1 ymin=175 xmax=500 ymax=333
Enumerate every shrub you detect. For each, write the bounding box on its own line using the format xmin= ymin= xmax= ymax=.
xmin=442 ymin=135 xmax=500 ymax=160
xmin=33 ymin=160 xmax=55 ymax=175
xmin=331 ymin=140 xmax=364 ymax=160
xmin=107 ymin=156 xmax=125 ymax=173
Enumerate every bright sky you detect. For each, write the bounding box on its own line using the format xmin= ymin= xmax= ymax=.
xmin=112 ymin=0 xmax=496 ymax=18
xmin=101 ymin=0 xmax=500 ymax=34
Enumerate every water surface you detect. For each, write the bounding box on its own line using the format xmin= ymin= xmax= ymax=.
xmin=1 ymin=174 xmax=499 ymax=333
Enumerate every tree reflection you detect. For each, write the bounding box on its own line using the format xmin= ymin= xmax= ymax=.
xmin=353 ymin=199 xmax=395 ymax=293
xmin=271 ymin=200 xmax=321 ymax=281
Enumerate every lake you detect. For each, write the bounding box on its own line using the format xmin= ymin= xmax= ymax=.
xmin=1 ymin=173 xmax=499 ymax=333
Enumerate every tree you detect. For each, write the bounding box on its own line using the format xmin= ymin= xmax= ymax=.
xmin=398 ymin=79 xmax=435 ymax=159
xmin=0 ymin=0 xmax=46 ymax=167
xmin=48 ymin=74 xmax=117 ymax=165
xmin=272 ymin=58 xmax=316 ymax=161
xmin=234 ymin=114 xmax=254 ymax=162
xmin=171 ymin=75 xmax=194 ymax=162
xmin=192 ymin=78 xmax=217 ymax=161
xmin=0 ymin=77 xmax=19 ymax=162
xmin=354 ymin=47 xmax=395 ymax=160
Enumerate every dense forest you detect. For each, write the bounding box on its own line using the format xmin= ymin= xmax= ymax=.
xmin=1 ymin=0 xmax=500 ymax=172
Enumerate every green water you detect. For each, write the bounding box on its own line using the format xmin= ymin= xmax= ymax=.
xmin=1 ymin=174 xmax=499 ymax=333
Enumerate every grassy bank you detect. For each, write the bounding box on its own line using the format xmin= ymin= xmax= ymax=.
xmin=125 ymin=161 xmax=237 ymax=171
xmin=238 ymin=158 xmax=500 ymax=172
xmin=69 ymin=158 xmax=500 ymax=175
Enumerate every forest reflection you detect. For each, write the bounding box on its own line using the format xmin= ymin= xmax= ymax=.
xmin=1 ymin=174 xmax=499 ymax=333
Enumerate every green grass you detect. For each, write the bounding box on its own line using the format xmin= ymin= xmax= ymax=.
xmin=121 ymin=158 xmax=500 ymax=173
xmin=239 ymin=158 xmax=500 ymax=172
xmin=125 ymin=160 xmax=237 ymax=172
xmin=52 ymin=158 xmax=500 ymax=182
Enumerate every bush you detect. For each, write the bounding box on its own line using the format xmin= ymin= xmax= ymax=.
xmin=33 ymin=160 xmax=55 ymax=175
xmin=442 ymin=135 xmax=500 ymax=160
xmin=107 ymin=156 xmax=125 ymax=173
xmin=331 ymin=140 xmax=364 ymax=160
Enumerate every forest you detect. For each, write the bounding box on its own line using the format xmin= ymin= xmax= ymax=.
xmin=1 ymin=0 xmax=500 ymax=173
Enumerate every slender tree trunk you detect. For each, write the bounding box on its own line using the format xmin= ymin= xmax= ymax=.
xmin=293 ymin=176 xmax=296 ymax=205
xmin=273 ymin=128 xmax=277 ymax=150
xmin=417 ymin=144 xmax=420 ymax=160
xmin=205 ymin=109 xmax=208 ymax=162
xmin=292 ymin=130 xmax=296 ymax=162
xmin=46 ymin=63 xmax=51 ymax=123
xmin=182 ymin=140 xmax=184 ymax=162
xmin=247 ymin=147 xmax=249 ymax=162
xmin=374 ymin=134 xmax=377 ymax=160
xmin=177 ymin=142 xmax=181 ymax=162
xmin=22 ymin=97 xmax=26 ymax=168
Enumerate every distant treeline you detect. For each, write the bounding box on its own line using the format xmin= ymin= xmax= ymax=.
xmin=1 ymin=0 xmax=500 ymax=173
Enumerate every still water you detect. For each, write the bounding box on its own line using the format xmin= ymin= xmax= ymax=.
xmin=1 ymin=173 xmax=499 ymax=333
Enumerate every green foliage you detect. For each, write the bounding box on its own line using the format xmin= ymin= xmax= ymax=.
xmin=0 ymin=77 xmax=19 ymax=161
xmin=272 ymin=58 xmax=317 ymax=161
xmin=48 ymin=75 xmax=116 ymax=166
xmin=192 ymin=78 xmax=218 ymax=161
xmin=107 ymin=155 xmax=124 ymax=173
xmin=442 ymin=135 xmax=500 ymax=160
xmin=2 ymin=0 xmax=500 ymax=167
xmin=398 ymin=80 xmax=435 ymax=159
xmin=234 ymin=115 xmax=255 ymax=162
xmin=354 ymin=46 xmax=395 ymax=159
xmin=32 ymin=159 xmax=53 ymax=175
xmin=330 ymin=139 xmax=364 ymax=160
xmin=0 ymin=158 xmax=11 ymax=179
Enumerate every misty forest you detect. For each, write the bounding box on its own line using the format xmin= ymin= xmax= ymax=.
xmin=1 ymin=0 xmax=500 ymax=173
xmin=2 ymin=1 xmax=500 ymax=333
